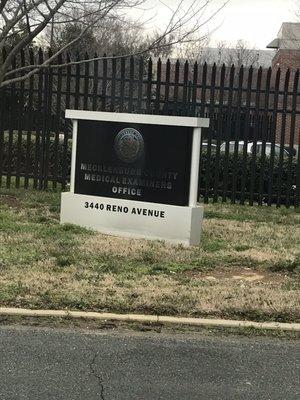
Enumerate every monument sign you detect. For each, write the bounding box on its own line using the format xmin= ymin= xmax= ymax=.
xmin=61 ymin=111 xmax=209 ymax=245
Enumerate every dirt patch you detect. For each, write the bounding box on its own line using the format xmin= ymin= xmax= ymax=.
xmin=186 ymin=267 xmax=289 ymax=284
xmin=0 ymin=195 xmax=20 ymax=208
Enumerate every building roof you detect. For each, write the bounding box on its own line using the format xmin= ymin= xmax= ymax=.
xmin=267 ymin=22 xmax=300 ymax=50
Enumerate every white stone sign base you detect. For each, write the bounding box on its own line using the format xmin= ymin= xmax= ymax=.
xmin=60 ymin=192 xmax=204 ymax=246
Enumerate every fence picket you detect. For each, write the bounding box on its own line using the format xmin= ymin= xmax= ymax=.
xmin=33 ymin=49 xmax=44 ymax=189
xmin=182 ymin=61 xmax=189 ymax=116
xmin=101 ymin=54 xmax=107 ymax=111
xmin=198 ymin=62 xmax=207 ymax=199
xmin=110 ymin=57 xmax=116 ymax=112
xmin=24 ymin=49 xmax=35 ymax=188
xmin=39 ymin=49 xmax=51 ymax=189
xmin=0 ymin=86 xmax=4 ymax=187
xmin=222 ymin=65 xmax=235 ymax=202
xmin=74 ymin=52 xmax=80 ymax=110
xmin=136 ymin=57 xmax=144 ymax=113
xmin=0 ymin=49 xmax=6 ymax=187
xmin=258 ymin=67 xmax=272 ymax=205
xmin=204 ymin=63 xmax=216 ymax=203
xmin=200 ymin=62 xmax=207 ymax=118
xmin=128 ymin=56 xmax=134 ymax=112
xmin=61 ymin=53 xmax=71 ymax=190
xmin=231 ymin=65 xmax=244 ymax=204
xmin=92 ymin=53 xmax=99 ymax=111
xmin=15 ymin=49 xmax=25 ymax=188
xmin=119 ymin=57 xmax=126 ymax=112
xmin=83 ymin=52 xmax=89 ymax=110
xmin=173 ymin=60 xmax=180 ymax=115
xmin=6 ymin=56 xmax=17 ymax=189
xmin=213 ymin=63 xmax=226 ymax=203
xmin=53 ymin=53 xmax=63 ymax=190
xmin=163 ymin=59 xmax=170 ymax=114
xmin=240 ymin=66 xmax=254 ymax=205
xmin=155 ymin=58 xmax=162 ymax=114
xmin=146 ymin=58 xmax=153 ymax=113
xmin=249 ymin=67 xmax=263 ymax=205
xmin=267 ymin=68 xmax=281 ymax=206
xmin=295 ymin=112 xmax=300 ymax=208
xmin=276 ymin=69 xmax=290 ymax=207
xmin=286 ymin=69 xmax=299 ymax=207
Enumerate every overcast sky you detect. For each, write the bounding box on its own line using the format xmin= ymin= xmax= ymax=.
xmin=140 ymin=0 xmax=298 ymax=49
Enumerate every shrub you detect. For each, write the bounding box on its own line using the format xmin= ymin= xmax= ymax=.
xmin=1 ymin=132 xmax=72 ymax=182
xmin=199 ymin=150 xmax=297 ymax=204
xmin=1 ymin=133 xmax=297 ymax=204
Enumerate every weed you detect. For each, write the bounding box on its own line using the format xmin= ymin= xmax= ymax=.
xmin=234 ymin=244 xmax=251 ymax=252
xmin=55 ymin=255 xmax=74 ymax=268
xmin=269 ymin=255 xmax=300 ymax=273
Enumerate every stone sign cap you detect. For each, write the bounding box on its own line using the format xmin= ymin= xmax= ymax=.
xmin=65 ymin=110 xmax=209 ymax=128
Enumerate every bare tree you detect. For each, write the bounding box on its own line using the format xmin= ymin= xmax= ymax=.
xmin=176 ymin=35 xmax=213 ymax=64
xmin=216 ymin=39 xmax=260 ymax=67
xmin=293 ymin=0 xmax=300 ymax=19
xmin=0 ymin=0 xmax=229 ymax=88
xmin=173 ymin=39 xmax=261 ymax=67
xmin=46 ymin=18 xmax=173 ymax=59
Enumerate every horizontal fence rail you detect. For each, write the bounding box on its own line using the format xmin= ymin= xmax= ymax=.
xmin=0 ymin=48 xmax=299 ymax=207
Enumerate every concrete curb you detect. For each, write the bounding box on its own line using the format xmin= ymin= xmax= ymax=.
xmin=0 ymin=307 xmax=299 ymax=332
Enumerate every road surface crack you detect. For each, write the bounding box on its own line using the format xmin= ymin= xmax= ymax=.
xmin=89 ymin=353 xmax=105 ymax=400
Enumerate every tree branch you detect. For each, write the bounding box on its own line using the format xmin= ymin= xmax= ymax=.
xmin=0 ymin=0 xmax=229 ymax=87
xmin=1 ymin=0 xmax=67 ymax=73
xmin=0 ymin=0 xmax=9 ymax=15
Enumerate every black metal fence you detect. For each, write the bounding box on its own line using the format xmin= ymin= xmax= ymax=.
xmin=0 ymin=48 xmax=299 ymax=207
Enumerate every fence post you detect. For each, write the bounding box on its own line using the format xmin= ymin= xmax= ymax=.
xmin=240 ymin=66 xmax=253 ymax=205
xmin=213 ymin=64 xmax=226 ymax=203
xmin=258 ymin=67 xmax=272 ymax=205
xmin=119 ymin=57 xmax=126 ymax=112
xmin=276 ymin=69 xmax=290 ymax=207
xmin=24 ymin=49 xmax=35 ymax=189
xmin=136 ymin=57 xmax=143 ymax=113
xmin=231 ymin=65 xmax=244 ymax=204
xmin=61 ymin=52 xmax=71 ymax=190
xmin=146 ymin=58 xmax=153 ymax=113
xmin=101 ymin=53 xmax=107 ymax=111
xmin=204 ymin=63 xmax=216 ymax=203
xmin=0 ymin=48 xmax=7 ymax=187
xmin=249 ymin=67 xmax=263 ymax=205
xmin=15 ymin=49 xmax=25 ymax=188
xmin=155 ymin=58 xmax=162 ymax=114
xmin=286 ymin=70 xmax=299 ymax=207
xmin=222 ymin=64 xmax=235 ymax=202
xmin=128 ymin=56 xmax=134 ymax=113
xmin=267 ymin=68 xmax=281 ymax=206
xmin=6 ymin=55 xmax=17 ymax=189
xmin=53 ymin=52 xmax=63 ymax=190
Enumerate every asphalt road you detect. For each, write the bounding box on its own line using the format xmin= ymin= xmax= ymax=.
xmin=0 ymin=325 xmax=299 ymax=400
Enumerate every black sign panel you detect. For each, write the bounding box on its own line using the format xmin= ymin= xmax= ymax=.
xmin=75 ymin=120 xmax=193 ymax=206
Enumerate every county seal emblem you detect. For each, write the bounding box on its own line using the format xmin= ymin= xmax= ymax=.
xmin=114 ymin=128 xmax=144 ymax=163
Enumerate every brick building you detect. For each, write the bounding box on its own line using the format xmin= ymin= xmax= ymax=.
xmin=267 ymin=23 xmax=300 ymax=69
xmin=267 ymin=23 xmax=300 ymax=149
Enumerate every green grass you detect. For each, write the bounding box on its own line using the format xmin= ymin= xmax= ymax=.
xmin=0 ymin=186 xmax=299 ymax=322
